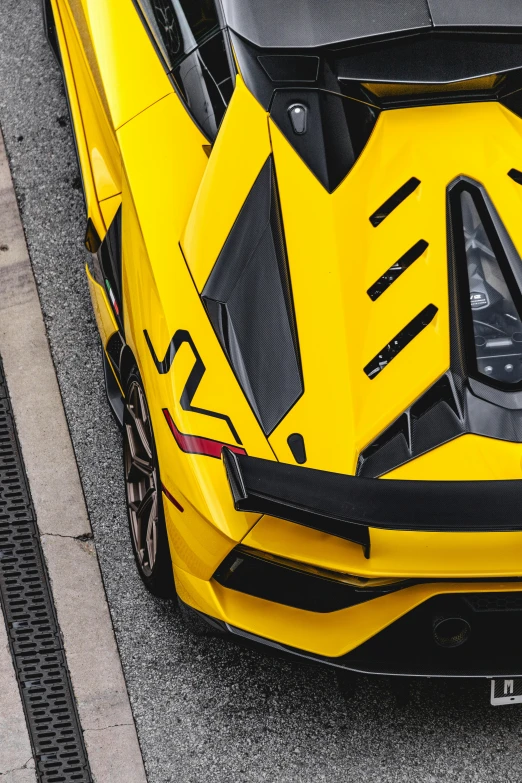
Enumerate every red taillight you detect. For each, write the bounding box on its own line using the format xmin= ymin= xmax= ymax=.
xmin=162 ymin=408 xmax=246 ymax=459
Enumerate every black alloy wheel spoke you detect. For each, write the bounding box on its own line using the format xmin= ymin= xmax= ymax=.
xmin=125 ymin=423 xmax=154 ymax=479
xmin=145 ymin=493 xmax=158 ymax=570
xmin=126 ymin=402 xmax=153 ymax=460
xmin=134 ymin=485 xmax=155 ymax=522
xmin=124 ymin=380 xmax=159 ymax=578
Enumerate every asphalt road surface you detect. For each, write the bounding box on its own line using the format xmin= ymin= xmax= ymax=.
xmin=1 ymin=3 xmax=522 ymax=781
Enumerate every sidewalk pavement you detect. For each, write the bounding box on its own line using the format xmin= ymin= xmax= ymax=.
xmin=0 ymin=125 xmax=148 ymax=782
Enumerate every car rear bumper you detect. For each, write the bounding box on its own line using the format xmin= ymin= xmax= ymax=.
xmin=175 ymin=565 xmax=522 ymax=678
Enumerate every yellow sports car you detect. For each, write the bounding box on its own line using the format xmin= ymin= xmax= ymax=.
xmin=44 ymin=0 xmax=522 ymax=687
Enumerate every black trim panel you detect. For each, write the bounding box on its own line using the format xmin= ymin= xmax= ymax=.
xmin=84 ymin=218 xmax=101 ymax=254
xmin=42 ymin=0 xmax=62 ymax=67
xmin=358 ymin=372 xmax=465 ymax=477
xmin=221 ymin=0 xmax=432 ymax=49
xmin=337 ymin=33 xmax=522 ymax=84
xmin=270 ymin=89 xmax=379 ymax=192
xmin=103 ymin=352 xmax=124 ymax=427
xmin=429 ymin=1 xmax=522 ymax=29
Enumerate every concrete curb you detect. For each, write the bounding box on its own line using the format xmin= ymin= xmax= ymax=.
xmin=0 ymin=125 xmax=147 ymax=782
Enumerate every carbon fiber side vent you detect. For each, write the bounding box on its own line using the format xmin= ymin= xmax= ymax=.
xmin=202 ymin=157 xmax=303 ymax=435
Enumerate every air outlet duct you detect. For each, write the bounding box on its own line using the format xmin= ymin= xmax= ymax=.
xmin=202 ymin=157 xmax=303 ymax=435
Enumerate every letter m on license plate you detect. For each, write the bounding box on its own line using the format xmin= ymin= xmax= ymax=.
xmin=491 ymin=679 xmax=522 ymax=705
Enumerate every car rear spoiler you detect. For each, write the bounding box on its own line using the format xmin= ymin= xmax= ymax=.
xmin=222 ymin=448 xmax=522 ymax=558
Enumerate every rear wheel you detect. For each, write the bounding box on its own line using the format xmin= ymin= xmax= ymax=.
xmin=123 ymin=369 xmax=175 ymax=598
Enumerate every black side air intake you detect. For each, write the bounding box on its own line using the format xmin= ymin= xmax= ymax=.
xmin=202 ymin=157 xmax=303 ymax=435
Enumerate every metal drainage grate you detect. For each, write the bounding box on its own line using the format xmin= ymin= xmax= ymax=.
xmin=0 ymin=358 xmax=92 ymax=782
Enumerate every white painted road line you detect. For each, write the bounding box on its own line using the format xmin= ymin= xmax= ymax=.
xmin=0 ymin=127 xmax=147 ymax=782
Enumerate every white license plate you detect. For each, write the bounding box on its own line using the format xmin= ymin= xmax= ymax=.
xmin=491 ymin=679 xmax=522 ymax=705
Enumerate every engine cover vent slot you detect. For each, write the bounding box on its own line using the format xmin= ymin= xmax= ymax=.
xmin=369 ymin=177 xmax=421 ymax=227
xmin=287 ymin=432 xmax=307 ymax=464
xmin=367 ymin=239 xmax=429 ymax=300
xmin=364 ymin=304 xmax=438 ymax=380
xmin=508 ymin=168 xmax=522 ymax=185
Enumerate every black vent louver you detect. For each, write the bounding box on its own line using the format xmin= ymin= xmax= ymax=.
xmin=367 ymin=239 xmax=428 ymax=301
xmin=369 ymin=178 xmax=421 ymax=227
xmin=357 ymin=372 xmax=466 ymax=477
xmin=202 ymin=157 xmax=303 ymax=435
xmin=364 ymin=304 xmax=438 ymax=380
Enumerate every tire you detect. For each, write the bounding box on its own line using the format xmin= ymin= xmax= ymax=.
xmin=123 ymin=368 xmax=176 ymax=598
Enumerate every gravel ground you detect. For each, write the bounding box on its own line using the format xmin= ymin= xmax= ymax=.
xmin=1 ymin=2 xmax=522 ymax=781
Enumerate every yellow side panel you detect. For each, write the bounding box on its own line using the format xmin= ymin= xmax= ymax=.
xmin=120 ymin=219 xmax=267 ymax=543
xmin=163 ymin=489 xmax=235 ymax=580
xmin=243 ymin=515 xmax=522 ymax=579
xmin=65 ymin=0 xmax=172 ymax=129
xmin=181 ymin=75 xmax=272 ymax=290
xmin=384 ymin=434 xmax=522 ymax=480
xmin=117 ymin=92 xmax=208 ymax=264
xmin=116 ymin=89 xmax=273 ymax=540
xmin=85 ymin=265 xmax=118 ymax=346
xmin=99 ymin=193 xmax=121 ymax=230
xmin=175 ymin=566 xmax=522 ymax=658
xmin=58 ymin=0 xmax=121 ymax=202
xmin=52 ymin=0 xmax=104 ymax=237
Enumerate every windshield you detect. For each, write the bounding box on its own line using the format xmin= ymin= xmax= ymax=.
xmin=220 ymin=0 xmax=522 ymax=50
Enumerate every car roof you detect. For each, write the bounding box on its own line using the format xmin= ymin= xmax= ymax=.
xmin=220 ymin=0 xmax=522 ymax=49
